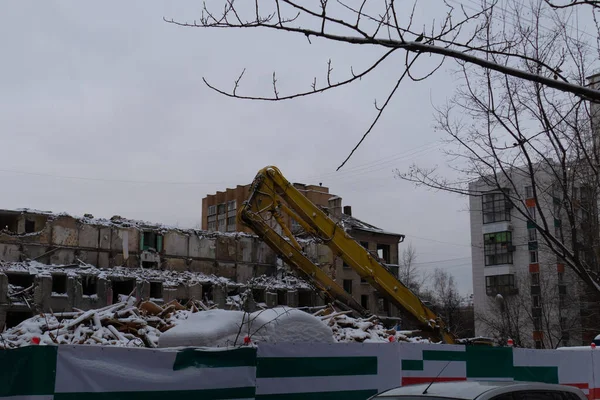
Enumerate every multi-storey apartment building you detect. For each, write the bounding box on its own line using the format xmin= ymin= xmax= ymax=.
xmin=201 ymin=183 xmax=333 ymax=233
xmin=469 ymin=167 xmax=591 ymax=348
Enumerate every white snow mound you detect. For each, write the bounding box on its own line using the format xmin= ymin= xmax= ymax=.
xmin=158 ymin=307 xmax=334 ymax=348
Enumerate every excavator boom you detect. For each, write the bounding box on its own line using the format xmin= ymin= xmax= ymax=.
xmin=238 ymin=166 xmax=456 ymax=344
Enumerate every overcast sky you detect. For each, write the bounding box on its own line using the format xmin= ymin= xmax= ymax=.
xmin=1 ymin=1 xmax=483 ymax=294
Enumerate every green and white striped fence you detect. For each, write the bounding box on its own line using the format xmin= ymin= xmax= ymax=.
xmin=3 ymin=343 xmax=600 ymax=400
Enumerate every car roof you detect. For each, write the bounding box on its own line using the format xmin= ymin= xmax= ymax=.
xmin=376 ymin=380 xmax=584 ymax=399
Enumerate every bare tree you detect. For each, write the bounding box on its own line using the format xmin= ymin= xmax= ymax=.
xmin=398 ymin=243 xmax=426 ymax=293
xmin=398 ymin=0 xmax=600 ymax=298
xmin=477 ymin=261 xmax=582 ymax=348
xmin=164 ymin=0 xmax=600 ymax=170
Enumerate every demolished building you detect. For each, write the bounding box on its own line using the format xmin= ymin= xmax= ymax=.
xmin=0 ymin=208 xmax=405 ymax=331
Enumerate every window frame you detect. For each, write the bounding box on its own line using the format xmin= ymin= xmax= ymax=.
xmin=486 ymin=274 xmax=516 ymax=296
xmin=525 ymin=185 xmax=534 ymax=198
xmin=530 ymin=251 xmax=538 ymax=263
xmin=482 ymin=190 xmax=511 ymax=224
xmin=484 ymin=231 xmax=514 ymax=266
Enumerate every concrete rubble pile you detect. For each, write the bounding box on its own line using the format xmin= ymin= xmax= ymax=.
xmin=0 ymin=301 xmax=429 ymax=348
xmin=317 ymin=306 xmax=428 ymax=343
xmin=0 ymin=295 xmax=216 ymax=349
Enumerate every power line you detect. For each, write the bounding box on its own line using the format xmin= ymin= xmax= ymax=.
xmin=411 ymin=256 xmax=472 ymax=265
xmin=0 ymin=168 xmax=241 ymax=186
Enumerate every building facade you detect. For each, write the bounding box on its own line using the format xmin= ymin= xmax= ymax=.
xmin=469 ymin=169 xmax=587 ymax=348
xmin=201 ymin=182 xmax=334 ymax=233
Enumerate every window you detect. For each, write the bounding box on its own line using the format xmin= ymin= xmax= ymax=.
xmin=531 ymin=272 xmax=540 ymax=286
xmin=557 ymin=272 xmax=564 ymax=284
xmin=360 ymin=241 xmax=369 ymax=249
xmin=52 ymin=274 xmax=67 ymax=294
xmin=486 ymin=274 xmax=515 ymax=296
xmin=533 ymin=316 xmax=542 ymax=330
xmin=532 ymin=294 xmax=541 ymax=308
xmin=530 ymin=251 xmax=538 ymax=263
xmin=227 ymin=200 xmax=237 ymax=211
xmin=554 ymin=201 xmax=561 ymax=216
xmin=343 ymin=279 xmax=353 ymax=294
xmin=207 ymin=205 xmax=217 ymax=216
xmin=377 ymin=244 xmax=391 ymax=263
xmin=291 ymin=219 xmax=301 ymax=233
xmin=361 ymin=295 xmax=369 ymax=309
xmin=482 ymin=191 xmax=511 ymax=224
xmin=24 ymin=220 xmax=35 ymax=233
xmin=558 ymin=285 xmax=567 ymax=295
xmin=142 ymin=231 xmax=160 ymax=251
xmin=208 ymin=221 xmax=217 ymax=231
xmin=343 ymin=261 xmax=350 ymax=269
xmin=519 ymin=391 xmax=564 ymax=400
xmin=227 ymin=216 xmax=236 ymax=230
xmin=218 ymin=219 xmax=226 ymax=232
xmin=484 ymin=232 xmax=514 ymax=266
xmin=535 ymin=340 xmax=543 ymax=349
xmin=360 ymin=277 xmax=367 ymax=284
xmin=525 ymin=185 xmax=534 ymax=198
xmin=528 ymin=205 xmax=536 ymax=221
xmin=528 ymin=228 xmax=537 ymax=242
xmin=217 ymin=203 xmax=226 ymax=214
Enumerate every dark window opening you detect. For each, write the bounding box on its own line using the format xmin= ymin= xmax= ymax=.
xmin=24 ymin=220 xmax=35 ymax=233
xmin=142 ymin=261 xmax=158 ymax=269
xmin=142 ymin=232 xmax=159 ymax=251
xmin=6 ymin=272 xmax=34 ymax=291
xmin=484 ymin=231 xmax=514 ymax=266
xmin=252 ymin=289 xmax=266 ymax=303
xmin=361 ymin=277 xmax=367 ymax=284
xmin=5 ymin=310 xmax=34 ymax=329
xmin=202 ymin=283 xmax=213 ymax=302
xmin=379 ymin=297 xmax=390 ymax=314
xmin=277 ymin=290 xmax=287 ymax=306
xmin=530 ymin=285 xmax=541 ymax=295
xmin=532 ymin=295 xmax=541 ymax=308
xmin=51 ymin=274 xmax=67 ymax=294
xmin=377 ymin=244 xmax=391 ymax=263
xmin=298 ymin=290 xmax=312 ymax=307
xmin=111 ymin=279 xmax=136 ymax=304
xmin=81 ymin=275 xmax=97 ymax=296
xmin=482 ymin=190 xmax=511 ymax=224
xmin=343 ymin=261 xmax=350 ymax=269
xmin=533 ymin=317 xmax=542 ymax=330
xmin=486 ymin=274 xmax=516 ymax=296
xmin=150 ymin=282 xmax=163 ymax=299
xmin=531 ymin=272 xmax=540 ymax=285
xmin=361 ymin=295 xmax=369 ymax=309
xmin=343 ymin=279 xmax=353 ymax=294
xmin=558 ymin=285 xmax=567 ymax=295
xmin=0 ymin=214 xmax=19 ymax=233
xmin=360 ymin=241 xmax=369 ymax=249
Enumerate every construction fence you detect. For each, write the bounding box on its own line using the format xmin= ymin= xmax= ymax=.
xmin=2 ymin=343 xmax=599 ymax=400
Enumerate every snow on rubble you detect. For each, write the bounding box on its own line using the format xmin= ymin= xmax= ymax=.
xmin=1 ymin=260 xmax=235 ymax=288
xmin=0 ymin=300 xmax=429 ymax=348
xmin=0 ymin=296 xmax=428 ymax=349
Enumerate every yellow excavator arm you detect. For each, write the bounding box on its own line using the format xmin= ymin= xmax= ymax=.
xmin=238 ymin=165 xmax=456 ymax=344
